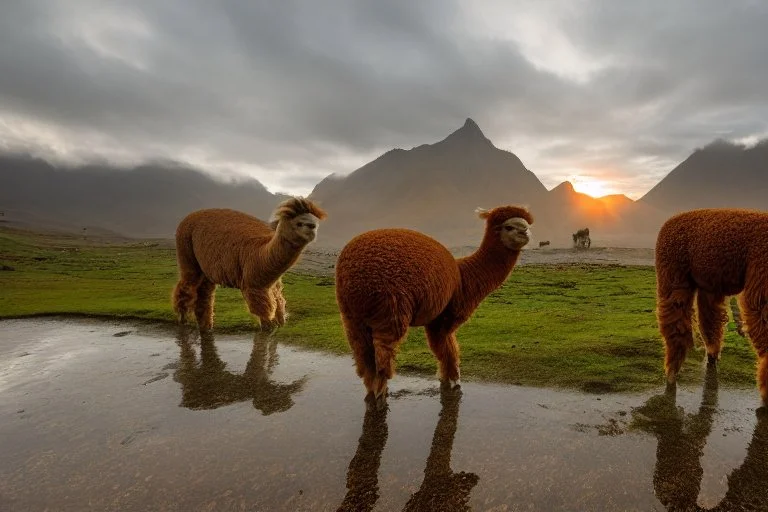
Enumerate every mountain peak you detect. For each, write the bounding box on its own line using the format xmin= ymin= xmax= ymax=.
xmin=552 ymin=181 xmax=576 ymax=193
xmin=440 ymin=117 xmax=491 ymax=146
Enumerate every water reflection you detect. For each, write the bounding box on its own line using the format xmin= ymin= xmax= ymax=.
xmin=338 ymin=387 xmax=478 ymax=512
xmin=632 ymin=365 xmax=768 ymax=511
xmin=173 ymin=327 xmax=307 ymax=415
xmin=404 ymin=387 xmax=479 ymax=511
xmin=337 ymin=401 xmax=389 ymax=511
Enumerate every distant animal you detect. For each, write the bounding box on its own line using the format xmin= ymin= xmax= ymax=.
xmin=335 ymin=205 xmax=533 ymax=402
xmin=572 ymin=228 xmax=591 ymax=249
xmin=538 ymin=240 xmax=550 ymax=248
xmin=172 ymin=197 xmax=327 ymax=331
xmin=655 ymin=208 xmax=768 ymax=404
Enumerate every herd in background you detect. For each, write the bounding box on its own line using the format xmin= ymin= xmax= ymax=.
xmin=171 ymin=197 xmax=768 ymax=407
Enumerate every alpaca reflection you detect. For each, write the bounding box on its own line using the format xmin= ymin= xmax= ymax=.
xmin=632 ymin=364 xmax=768 ymax=511
xmin=337 ymin=387 xmax=478 ymax=512
xmin=710 ymin=407 xmax=768 ymax=511
xmin=337 ymin=401 xmax=389 ymax=512
xmin=173 ymin=327 xmax=307 ymax=415
xmin=631 ymin=364 xmax=720 ymax=510
xmin=404 ymin=387 xmax=479 ymax=511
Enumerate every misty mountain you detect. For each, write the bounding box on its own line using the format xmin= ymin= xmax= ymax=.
xmin=310 ymin=118 xmax=549 ymax=246
xmin=310 ymin=119 xmax=662 ymax=247
xmin=640 ymin=139 xmax=768 ymax=212
xmin=0 ymin=154 xmax=286 ymax=238
xmin=3 ymin=122 xmax=766 ymax=249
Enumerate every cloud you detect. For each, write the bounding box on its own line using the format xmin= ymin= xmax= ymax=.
xmin=0 ymin=0 xmax=766 ymax=196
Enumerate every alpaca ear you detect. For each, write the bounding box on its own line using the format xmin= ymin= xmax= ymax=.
xmin=475 ymin=207 xmax=490 ymax=219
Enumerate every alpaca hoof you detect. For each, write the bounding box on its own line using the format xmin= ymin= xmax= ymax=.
xmin=260 ymin=319 xmax=278 ymax=333
xmin=449 ymin=379 xmax=461 ymax=389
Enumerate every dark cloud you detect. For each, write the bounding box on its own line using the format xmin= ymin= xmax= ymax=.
xmin=0 ymin=0 xmax=766 ymax=195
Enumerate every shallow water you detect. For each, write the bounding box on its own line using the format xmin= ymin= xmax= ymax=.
xmin=0 ymin=318 xmax=766 ymax=511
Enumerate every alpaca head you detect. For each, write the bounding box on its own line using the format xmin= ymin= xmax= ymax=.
xmin=270 ymin=197 xmax=328 ymax=246
xmin=475 ymin=205 xmax=533 ymax=250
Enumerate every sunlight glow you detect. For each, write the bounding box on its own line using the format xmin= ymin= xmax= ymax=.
xmin=570 ymin=176 xmax=611 ymax=198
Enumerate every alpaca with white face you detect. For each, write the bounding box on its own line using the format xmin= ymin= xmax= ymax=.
xmin=173 ymin=197 xmax=327 ymax=332
xmin=335 ymin=205 xmax=533 ymax=402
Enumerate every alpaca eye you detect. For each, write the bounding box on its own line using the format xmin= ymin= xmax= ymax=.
xmin=505 ymin=226 xmax=514 ymax=231
xmin=297 ymin=222 xmax=303 ymax=227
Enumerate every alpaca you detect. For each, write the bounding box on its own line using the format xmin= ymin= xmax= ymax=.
xmin=174 ymin=327 xmax=307 ymax=414
xmin=655 ymin=208 xmax=768 ymax=404
xmin=335 ymin=205 xmax=532 ymax=401
xmin=572 ymin=228 xmax=591 ymax=249
xmin=172 ymin=197 xmax=326 ymax=331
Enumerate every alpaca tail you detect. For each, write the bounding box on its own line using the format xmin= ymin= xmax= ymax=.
xmin=172 ymin=280 xmax=197 ymax=324
xmin=173 ymin=223 xmax=203 ymax=324
xmin=343 ymin=317 xmax=375 ymax=378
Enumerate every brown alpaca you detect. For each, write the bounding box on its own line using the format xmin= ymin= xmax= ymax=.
xmin=655 ymin=208 xmax=768 ymax=404
xmin=172 ymin=197 xmax=327 ymax=331
xmin=335 ymin=205 xmax=533 ymax=401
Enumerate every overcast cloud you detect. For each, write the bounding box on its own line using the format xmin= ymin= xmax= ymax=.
xmin=0 ymin=0 xmax=766 ymax=197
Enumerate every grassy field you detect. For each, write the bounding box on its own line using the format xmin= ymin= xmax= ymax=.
xmin=0 ymin=226 xmax=758 ymax=392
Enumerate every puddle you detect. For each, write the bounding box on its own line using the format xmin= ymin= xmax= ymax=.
xmin=0 ymin=318 xmax=766 ymax=511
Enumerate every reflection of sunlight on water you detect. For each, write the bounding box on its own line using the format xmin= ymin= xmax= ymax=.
xmin=699 ymin=410 xmax=755 ymax=508
xmin=0 ymin=333 xmax=97 ymax=393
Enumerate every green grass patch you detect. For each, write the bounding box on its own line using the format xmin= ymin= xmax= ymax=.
xmin=0 ymin=228 xmax=759 ymax=392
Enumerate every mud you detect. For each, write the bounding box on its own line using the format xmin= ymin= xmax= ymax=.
xmin=0 ymin=318 xmax=765 ymax=511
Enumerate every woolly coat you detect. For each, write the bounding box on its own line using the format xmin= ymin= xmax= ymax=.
xmin=655 ymin=208 xmax=768 ymax=298
xmin=176 ymin=208 xmax=291 ymax=290
xmin=335 ymin=206 xmax=534 ymax=339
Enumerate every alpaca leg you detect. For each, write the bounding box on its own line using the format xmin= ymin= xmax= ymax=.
xmin=696 ymin=290 xmax=728 ymax=364
xmin=194 ymin=278 xmax=217 ymax=331
xmin=173 ymin=272 xmax=202 ymax=324
xmin=362 ymin=323 xmax=408 ymax=401
xmin=272 ymin=280 xmax=287 ymax=327
xmin=341 ymin=316 xmax=376 ymax=381
xmin=657 ymin=286 xmax=696 ymax=384
xmin=242 ymin=287 xmax=278 ymax=331
xmin=366 ymin=335 xmax=403 ymax=401
xmin=425 ymin=325 xmax=461 ymax=388
xmin=739 ymin=291 xmax=768 ymax=404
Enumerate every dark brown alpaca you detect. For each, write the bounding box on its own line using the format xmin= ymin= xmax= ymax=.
xmin=655 ymin=208 xmax=768 ymax=404
xmin=172 ymin=197 xmax=326 ymax=331
xmin=335 ymin=205 xmax=533 ymax=401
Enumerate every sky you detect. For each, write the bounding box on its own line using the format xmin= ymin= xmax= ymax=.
xmin=0 ymin=1 xmax=767 ymax=199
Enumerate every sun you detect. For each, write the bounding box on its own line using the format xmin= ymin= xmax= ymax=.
xmin=571 ymin=177 xmax=610 ymax=198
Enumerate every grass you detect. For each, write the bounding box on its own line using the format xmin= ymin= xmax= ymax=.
xmin=0 ymin=226 xmax=759 ymax=393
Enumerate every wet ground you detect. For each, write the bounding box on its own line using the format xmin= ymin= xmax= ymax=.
xmin=1 ymin=318 xmax=766 ymax=512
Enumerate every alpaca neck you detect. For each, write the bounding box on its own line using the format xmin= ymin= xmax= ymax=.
xmin=456 ymin=234 xmax=521 ymax=312
xmin=259 ymin=227 xmax=305 ymax=282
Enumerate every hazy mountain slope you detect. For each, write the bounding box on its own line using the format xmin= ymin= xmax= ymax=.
xmin=310 ymin=119 xmax=551 ymax=246
xmin=0 ymin=154 xmax=285 ymax=238
xmin=640 ymin=139 xmax=768 ymax=213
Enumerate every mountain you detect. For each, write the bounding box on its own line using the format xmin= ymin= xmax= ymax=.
xmin=533 ymin=181 xmax=666 ymax=247
xmin=310 ymin=119 xmax=658 ymax=247
xmin=640 ymin=139 xmax=768 ymax=213
xmin=0 ymin=154 xmax=286 ymax=238
xmin=310 ymin=118 xmax=549 ymax=247
xmin=4 ymin=122 xmax=765 ymax=248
